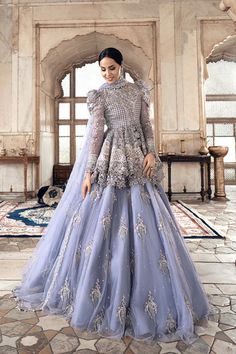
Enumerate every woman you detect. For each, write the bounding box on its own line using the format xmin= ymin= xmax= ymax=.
xmin=14 ymin=47 xmax=208 ymax=343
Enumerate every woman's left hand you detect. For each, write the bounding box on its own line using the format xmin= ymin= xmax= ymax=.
xmin=143 ymin=153 xmax=156 ymax=178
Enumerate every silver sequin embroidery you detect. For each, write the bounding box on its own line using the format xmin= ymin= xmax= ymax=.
xmin=166 ymin=309 xmax=177 ymax=333
xmin=60 ymin=278 xmax=70 ymax=302
xmin=159 ymin=250 xmax=169 ymax=275
xmin=135 ymin=214 xmax=147 ymax=239
xmin=144 ymin=291 xmax=158 ymax=320
xmin=119 ymin=218 xmax=128 ymax=240
xmin=116 ymin=296 xmax=127 ymax=325
xmin=101 ymin=210 xmax=112 ymax=239
xmin=73 ymin=212 xmax=81 ymax=224
xmin=90 ymin=279 xmax=102 ymax=304
xmin=85 ymin=240 xmax=93 ymax=255
xmin=93 ymin=308 xmax=105 ymax=330
xmin=140 ymin=186 xmax=151 ymax=203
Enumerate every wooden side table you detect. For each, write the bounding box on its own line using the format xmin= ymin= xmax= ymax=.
xmin=159 ymin=154 xmax=212 ymax=202
xmin=0 ymin=155 xmax=40 ymax=201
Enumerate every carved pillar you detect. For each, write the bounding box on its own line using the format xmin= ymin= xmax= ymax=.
xmin=208 ymin=146 xmax=229 ymax=201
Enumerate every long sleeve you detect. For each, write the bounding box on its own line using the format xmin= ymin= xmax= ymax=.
xmin=85 ymin=90 xmax=105 ymax=174
xmin=136 ymin=80 xmax=156 ymax=155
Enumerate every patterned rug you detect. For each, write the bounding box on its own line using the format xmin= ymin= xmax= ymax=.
xmin=0 ymin=200 xmax=224 ymax=238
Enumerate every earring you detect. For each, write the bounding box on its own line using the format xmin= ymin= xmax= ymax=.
xmin=120 ymin=66 xmax=124 ymax=78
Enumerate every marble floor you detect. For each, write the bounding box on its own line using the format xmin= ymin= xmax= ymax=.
xmin=0 ymin=188 xmax=236 ymax=354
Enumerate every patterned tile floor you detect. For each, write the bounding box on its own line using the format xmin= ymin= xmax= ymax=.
xmin=0 ymin=187 xmax=236 ymax=353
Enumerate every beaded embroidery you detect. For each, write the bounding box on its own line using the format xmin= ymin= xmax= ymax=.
xmin=140 ymin=186 xmax=151 ymax=203
xmin=73 ymin=212 xmax=81 ymax=224
xmin=116 ymin=296 xmax=127 ymax=325
xmin=90 ymin=279 xmax=102 ymax=304
xmin=85 ymin=240 xmax=93 ymax=255
xmin=159 ymin=250 xmax=169 ymax=275
xmin=166 ymin=309 xmax=177 ymax=333
xmin=119 ymin=218 xmax=128 ymax=240
xmin=144 ymin=291 xmax=158 ymax=320
xmin=59 ymin=278 xmax=70 ymax=302
xmin=101 ymin=210 xmax=112 ymax=239
xmin=93 ymin=308 xmax=105 ymax=330
xmin=90 ymin=186 xmax=101 ymax=203
xmin=135 ymin=214 xmax=147 ymax=239
xmin=85 ymin=78 xmax=164 ymax=188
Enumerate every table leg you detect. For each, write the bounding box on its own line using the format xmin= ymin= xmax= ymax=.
xmin=207 ymin=160 xmax=212 ymax=199
xmin=167 ymin=160 xmax=172 ymax=202
xmin=200 ymin=161 xmax=205 ymax=202
xmin=24 ymin=158 xmax=27 ymax=201
xmin=35 ymin=162 xmax=40 ymax=197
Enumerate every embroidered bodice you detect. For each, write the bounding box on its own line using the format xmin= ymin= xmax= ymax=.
xmin=85 ymin=77 xmax=163 ymax=188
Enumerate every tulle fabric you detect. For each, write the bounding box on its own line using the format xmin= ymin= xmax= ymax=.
xmin=14 ymin=180 xmax=209 ymax=343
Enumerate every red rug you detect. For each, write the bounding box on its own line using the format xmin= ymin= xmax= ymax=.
xmin=0 ymin=200 xmax=223 ymax=238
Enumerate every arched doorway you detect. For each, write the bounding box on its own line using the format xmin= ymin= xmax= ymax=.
xmin=38 ymin=31 xmax=156 ymax=186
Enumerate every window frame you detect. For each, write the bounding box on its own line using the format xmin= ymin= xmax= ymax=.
xmin=206 ymin=94 xmax=236 ymax=185
xmin=55 ymin=66 xmax=88 ymax=165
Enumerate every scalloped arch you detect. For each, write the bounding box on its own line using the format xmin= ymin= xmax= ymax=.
xmin=206 ymin=34 xmax=236 ymax=63
xmin=40 ymin=31 xmax=153 ymax=97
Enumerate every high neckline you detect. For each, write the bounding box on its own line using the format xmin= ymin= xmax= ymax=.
xmin=100 ymin=77 xmax=127 ymax=90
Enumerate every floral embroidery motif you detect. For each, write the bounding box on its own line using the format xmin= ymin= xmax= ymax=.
xmin=101 ymin=210 xmax=112 ymax=239
xmin=60 ymin=278 xmax=70 ymax=302
xmin=159 ymin=250 xmax=169 ymax=275
xmin=93 ymin=308 xmax=105 ymax=330
xmin=90 ymin=279 xmax=102 ymax=304
xmin=65 ymin=304 xmax=74 ymax=319
xmin=41 ymin=217 xmax=74 ymax=309
xmin=144 ymin=291 xmax=158 ymax=320
xmin=116 ymin=296 xmax=127 ymax=325
xmin=85 ymin=240 xmax=93 ymax=255
xmin=90 ymin=187 xmax=101 ymax=203
xmin=166 ymin=309 xmax=177 ymax=333
xmin=119 ymin=218 xmax=128 ymax=240
xmin=135 ymin=214 xmax=147 ymax=239
xmin=125 ymin=307 xmax=132 ymax=327
xmin=73 ymin=212 xmax=81 ymax=224
xmin=140 ymin=187 xmax=151 ymax=203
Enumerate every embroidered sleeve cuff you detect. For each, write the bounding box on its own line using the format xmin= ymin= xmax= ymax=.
xmin=85 ymin=154 xmax=98 ymax=173
xmin=146 ymin=139 xmax=156 ymax=156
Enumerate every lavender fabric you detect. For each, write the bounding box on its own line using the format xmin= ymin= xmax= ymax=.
xmin=14 ymin=78 xmax=209 ymax=343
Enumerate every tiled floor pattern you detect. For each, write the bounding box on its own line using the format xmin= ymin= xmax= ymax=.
xmin=0 ymin=187 xmax=236 ymax=353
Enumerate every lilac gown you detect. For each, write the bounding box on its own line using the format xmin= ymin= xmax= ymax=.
xmin=14 ymin=78 xmax=208 ymax=343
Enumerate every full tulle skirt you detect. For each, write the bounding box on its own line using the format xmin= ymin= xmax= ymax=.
xmin=14 ymin=182 xmax=209 ymax=343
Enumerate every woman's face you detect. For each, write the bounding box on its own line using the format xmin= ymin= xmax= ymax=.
xmin=99 ymin=57 xmax=121 ymax=84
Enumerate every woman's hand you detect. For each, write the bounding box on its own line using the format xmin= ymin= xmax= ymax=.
xmin=143 ymin=153 xmax=156 ymax=178
xmin=82 ymin=173 xmax=92 ymax=199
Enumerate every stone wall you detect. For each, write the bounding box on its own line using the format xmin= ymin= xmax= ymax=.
xmin=0 ymin=0 xmax=235 ymax=196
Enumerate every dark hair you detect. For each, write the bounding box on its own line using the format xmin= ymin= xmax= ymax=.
xmin=98 ymin=47 xmax=123 ymax=66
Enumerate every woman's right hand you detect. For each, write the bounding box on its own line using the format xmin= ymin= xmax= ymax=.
xmin=82 ymin=173 xmax=92 ymax=199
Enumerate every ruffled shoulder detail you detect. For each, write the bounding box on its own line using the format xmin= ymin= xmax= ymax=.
xmin=134 ymin=79 xmax=150 ymax=106
xmin=87 ymin=89 xmax=104 ymax=113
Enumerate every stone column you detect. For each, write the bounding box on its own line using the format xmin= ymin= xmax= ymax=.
xmin=208 ymin=146 xmax=229 ymax=201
